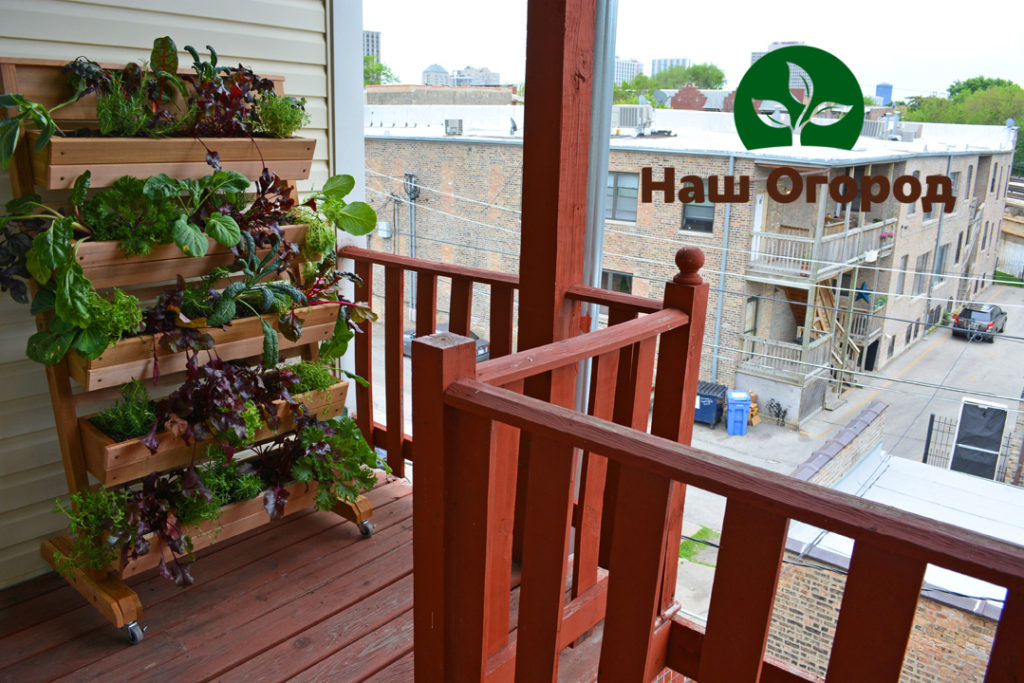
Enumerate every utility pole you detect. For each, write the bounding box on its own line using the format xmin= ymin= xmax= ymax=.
xmin=403 ymin=173 xmax=420 ymax=317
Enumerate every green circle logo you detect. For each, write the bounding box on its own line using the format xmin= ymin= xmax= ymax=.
xmin=734 ymin=46 xmax=864 ymax=150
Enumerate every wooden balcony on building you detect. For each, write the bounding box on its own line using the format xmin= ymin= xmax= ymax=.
xmin=2 ymin=246 xmax=1023 ymax=682
xmin=747 ymin=217 xmax=897 ymax=286
xmin=737 ymin=333 xmax=834 ymax=383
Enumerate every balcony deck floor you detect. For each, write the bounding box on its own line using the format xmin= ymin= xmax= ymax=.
xmin=0 ymin=477 xmax=417 ymax=682
xmin=0 ymin=476 xmax=604 ymax=682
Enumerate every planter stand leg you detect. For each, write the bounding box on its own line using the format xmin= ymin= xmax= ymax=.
xmin=40 ymin=535 xmax=143 ymax=633
xmin=332 ymin=494 xmax=375 ymax=538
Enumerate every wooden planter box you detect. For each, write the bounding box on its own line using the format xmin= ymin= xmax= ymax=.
xmin=26 ymin=132 xmax=315 ymax=189
xmin=102 ymin=478 xmax=320 ymax=580
xmin=77 ymin=224 xmax=311 ymax=289
xmin=67 ymin=303 xmax=340 ymax=391
xmin=79 ymin=381 xmax=349 ymax=486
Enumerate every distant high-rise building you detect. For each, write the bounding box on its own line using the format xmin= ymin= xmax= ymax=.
xmin=875 ymin=83 xmax=893 ymax=106
xmin=422 ymin=64 xmax=451 ymax=86
xmin=362 ymin=31 xmax=381 ymax=61
xmin=614 ymin=57 xmax=643 ymax=85
xmin=751 ymin=41 xmax=808 ymax=90
xmin=651 ymin=57 xmax=689 ymax=77
xmin=452 ymin=66 xmax=500 ymax=87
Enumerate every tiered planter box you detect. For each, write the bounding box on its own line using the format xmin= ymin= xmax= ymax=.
xmin=66 ymin=303 xmax=341 ymax=390
xmin=27 ymin=133 xmax=315 ymax=189
xmin=77 ymin=224 xmax=311 ymax=289
xmin=79 ymin=381 xmax=349 ymax=486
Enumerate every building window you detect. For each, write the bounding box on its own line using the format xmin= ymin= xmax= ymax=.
xmin=982 ymin=221 xmax=989 ymax=251
xmin=905 ymin=324 xmax=912 ymax=344
xmin=965 ymin=165 xmax=973 ymax=199
xmin=913 ymin=252 xmax=929 ymax=295
xmin=888 ymin=336 xmax=895 ymax=358
xmin=955 ymin=233 xmax=963 ymax=263
xmin=935 ymin=244 xmax=949 ymax=283
xmin=897 ymin=255 xmax=908 ymax=294
xmin=991 ymin=164 xmax=998 ymax=193
xmin=950 ymin=171 xmax=960 ymax=198
xmin=606 ymin=172 xmax=639 ymax=222
xmin=681 ymin=179 xmax=715 ymax=233
xmin=914 ymin=318 xmax=921 ymax=338
xmin=601 ymin=269 xmax=633 ymax=295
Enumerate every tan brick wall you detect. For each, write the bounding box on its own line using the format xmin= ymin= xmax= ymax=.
xmin=792 ymin=401 xmax=886 ymax=486
xmin=767 ymin=553 xmax=996 ymax=681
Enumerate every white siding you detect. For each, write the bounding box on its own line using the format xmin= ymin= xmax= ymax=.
xmin=0 ymin=0 xmax=330 ymax=589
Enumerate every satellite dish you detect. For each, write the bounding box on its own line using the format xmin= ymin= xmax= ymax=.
xmin=510 ymin=117 xmax=518 ymax=135
xmin=1007 ymin=117 xmax=1016 ymax=128
xmin=638 ymin=94 xmax=649 ymax=106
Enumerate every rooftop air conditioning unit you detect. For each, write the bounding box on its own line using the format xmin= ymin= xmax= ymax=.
xmin=444 ymin=118 xmax=463 ymax=136
xmin=610 ymin=105 xmax=653 ymax=135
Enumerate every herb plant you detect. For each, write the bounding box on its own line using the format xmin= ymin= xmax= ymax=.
xmin=254 ymin=94 xmax=310 ymax=138
xmin=289 ymin=360 xmax=338 ymax=395
xmin=91 ymin=378 xmax=156 ymax=442
xmin=52 ymin=487 xmax=133 ymax=576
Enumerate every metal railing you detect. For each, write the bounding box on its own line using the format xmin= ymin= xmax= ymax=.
xmin=738 ymin=333 xmax=832 ymax=382
xmin=749 ymin=218 xmax=898 ymax=279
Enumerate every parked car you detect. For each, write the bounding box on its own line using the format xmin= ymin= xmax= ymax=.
xmin=403 ymin=323 xmax=491 ymax=360
xmin=952 ymin=303 xmax=1007 ymax=342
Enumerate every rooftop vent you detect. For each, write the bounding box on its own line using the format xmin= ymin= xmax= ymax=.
xmin=444 ymin=119 xmax=463 ymax=136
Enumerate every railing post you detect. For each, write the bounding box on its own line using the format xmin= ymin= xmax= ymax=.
xmin=411 ymin=332 xmax=476 ymax=683
xmin=599 ymin=248 xmax=709 ymax=682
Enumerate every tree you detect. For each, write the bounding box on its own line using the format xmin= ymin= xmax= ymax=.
xmin=613 ymin=73 xmax=660 ymax=105
xmin=903 ymin=78 xmax=1024 ymax=169
xmin=948 ymin=76 xmax=1015 ymax=100
xmin=652 ymin=63 xmax=726 ymax=90
xmin=363 ymin=56 xmax=398 ymax=86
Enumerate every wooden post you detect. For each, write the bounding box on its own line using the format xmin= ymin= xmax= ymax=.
xmin=598 ymin=247 xmax=709 ymax=682
xmin=514 ymin=0 xmax=595 ymax=560
xmin=411 ymin=332 xmax=476 ymax=682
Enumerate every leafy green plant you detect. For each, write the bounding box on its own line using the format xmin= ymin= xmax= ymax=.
xmin=301 ymin=175 xmax=377 ymax=237
xmin=289 ymin=205 xmax=335 ymax=262
xmin=91 ymin=378 xmax=156 ymax=442
xmin=254 ymin=94 xmax=310 ymax=138
xmin=83 ymin=176 xmax=179 ymax=255
xmin=289 ymin=359 xmax=338 ymax=394
xmin=0 ymin=93 xmax=72 ymax=172
xmin=52 ymin=487 xmax=133 ymax=576
xmin=141 ymin=171 xmax=248 ymax=256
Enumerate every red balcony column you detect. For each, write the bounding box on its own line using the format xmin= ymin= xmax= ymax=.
xmin=514 ymin=0 xmax=597 ymax=558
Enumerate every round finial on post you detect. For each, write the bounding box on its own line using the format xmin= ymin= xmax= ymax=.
xmin=673 ymin=247 xmax=704 ymax=284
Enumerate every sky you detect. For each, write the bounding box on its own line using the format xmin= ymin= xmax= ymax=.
xmin=363 ymin=0 xmax=1024 ymax=102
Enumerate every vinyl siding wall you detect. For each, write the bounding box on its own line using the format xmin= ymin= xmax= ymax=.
xmin=0 ymin=0 xmax=331 ymax=589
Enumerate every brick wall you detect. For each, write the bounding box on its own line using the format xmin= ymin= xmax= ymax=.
xmin=791 ymin=400 xmax=887 ymax=486
xmin=669 ymin=85 xmax=707 ymax=111
xmin=767 ymin=552 xmax=996 ymax=680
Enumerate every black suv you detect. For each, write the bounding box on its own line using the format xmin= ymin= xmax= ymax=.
xmin=952 ymin=303 xmax=1007 ymax=342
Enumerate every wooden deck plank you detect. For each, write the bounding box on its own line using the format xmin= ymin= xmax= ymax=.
xmin=0 ymin=480 xmax=410 ymax=679
xmin=285 ymin=609 xmax=414 ymax=682
xmin=219 ymin=572 xmax=414 ymax=683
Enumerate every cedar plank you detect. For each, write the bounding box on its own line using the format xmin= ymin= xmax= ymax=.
xmin=364 ymin=651 xmax=415 ymax=682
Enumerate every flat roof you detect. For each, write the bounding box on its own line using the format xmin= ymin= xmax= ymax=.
xmin=787 ymin=448 xmax=1023 ymax=619
xmin=364 ymin=105 xmax=1016 ymax=165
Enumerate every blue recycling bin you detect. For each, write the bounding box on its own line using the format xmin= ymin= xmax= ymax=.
xmin=726 ymin=390 xmax=751 ymax=436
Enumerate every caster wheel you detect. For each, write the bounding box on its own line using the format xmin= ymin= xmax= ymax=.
xmin=358 ymin=521 xmax=375 ymax=538
xmin=124 ymin=621 xmax=146 ymax=645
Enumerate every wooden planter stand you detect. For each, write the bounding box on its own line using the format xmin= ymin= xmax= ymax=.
xmin=1 ymin=57 xmax=375 ymax=644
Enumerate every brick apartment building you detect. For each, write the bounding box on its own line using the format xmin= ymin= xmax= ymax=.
xmin=363 ymin=105 xmax=1016 ymax=425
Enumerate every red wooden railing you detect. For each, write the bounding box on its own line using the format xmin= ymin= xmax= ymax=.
xmin=408 ymin=248 xmax=1024 ymax=682
xmin=338 ymin=245 xmax=661 ymax=478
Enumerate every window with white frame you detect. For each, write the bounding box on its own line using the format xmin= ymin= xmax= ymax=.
xmin=606 ymin=172 xmax=639 ymax=222
xmin=681 ymin=178 xmax=714 ymax=233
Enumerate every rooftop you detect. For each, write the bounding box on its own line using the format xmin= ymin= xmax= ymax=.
xmin=364 ymin=105 xmax=1018 ymax=164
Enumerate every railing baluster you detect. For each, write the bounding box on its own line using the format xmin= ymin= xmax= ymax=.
xmin=698 ymin=500 xmax=789 ymax=683
xmin=450 ymin=276 xmax=473 ymax=336
xmin=384 ymin=264 xmax=406 ymax=476
xmin=514 ymin=432 xmax=577 ymax=682
xmin=827 ymin=541 xmax=927 ymax=680
xmin=490 ymin=283 xmax=515 ymax=358
xmin=572 ymin=350 xmax=619 ymax=600
xmin=353 ymin=259 xmax=375 ymax=448
xmin=416 ymin=271 xmax=438 ymax=338
xmin=986 ymin=589 xmax=1024 ymax=682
